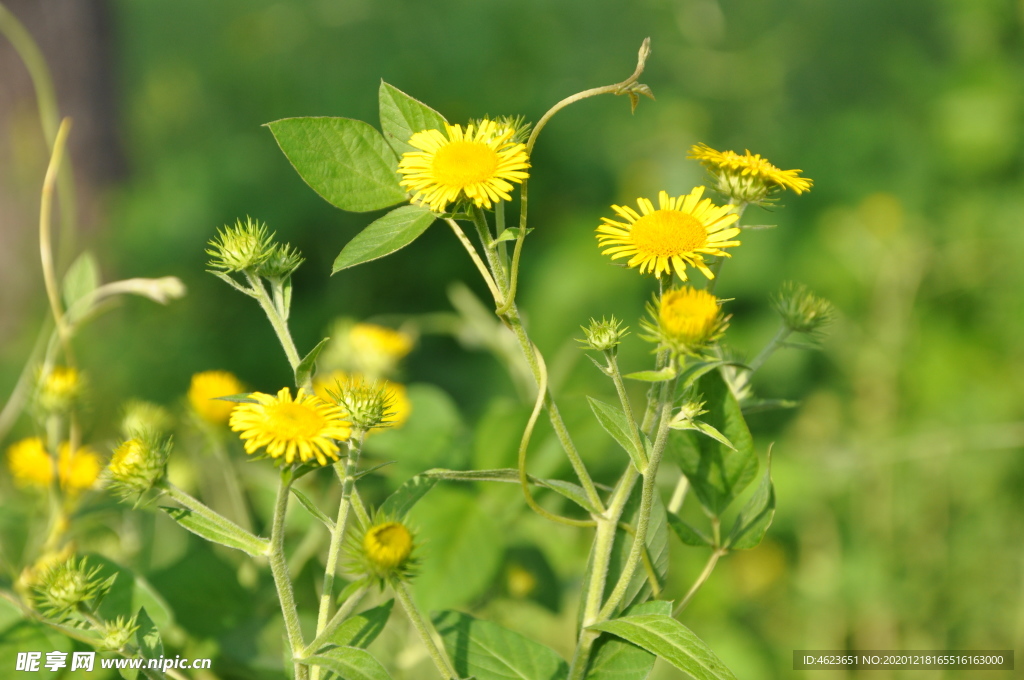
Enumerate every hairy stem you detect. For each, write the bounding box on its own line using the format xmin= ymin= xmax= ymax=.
xmin=394 ymin=580 xmax=456 ymax=679
xmin=269 ymin=471 xmax=307 ymax=680
xmin=303 ymin=583 xmax=369 ymax=657
xmin=245 ymin=271 xmax=303 ymax=384
xmin=674 ymin=548 xmax=726 ymax=616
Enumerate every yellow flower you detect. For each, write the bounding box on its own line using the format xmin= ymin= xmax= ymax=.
xmin=398 ymin=119 xmax=530 ymax=213
xmin=643 ymin=287 xmax=728 ymax=355
xmin=38 ymin=366 xmax=84 ymax=412
xmin=7 ymin=437 xmax=54 ymax=488
xmin=363 ymin=521 xmax=414 ymax=571
xmin=350 ymin=323 xmax=413 ymax=374
xmin=689 ymin=143 xmax=812 ymax=201
xmin=188 ymin=371 xmax=245 ymax=425
xmin=229 ymin=388 xmax=351 ymax=466
xmin=382 ymin=381 xmax=411 ymax=430
xmin=58 ymin=443 xmax=102 ymax=492
xmin=597 ymin=188 xmax=741 ymax=280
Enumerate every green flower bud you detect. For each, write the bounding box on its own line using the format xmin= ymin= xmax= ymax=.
xmin=578 ymin=316 xmax=629 ymax=353
xmin=327 ymin=377 xmax=396 ymax=433
xmin=256 ymin=242 xmax=304 ymax=280
xmin=33 ymin=557 xmax=108 ymax=620
xmin=346 ymin=512 xmax=418 ymax=585
xmin=101 ymin=615 xmax=140 ymax=652
xmin=206 ymin=217 xmax=275 ymax=273
xmin=107 ymin=436 xmax=171 ymax=498
xmin=120 ymin=400 xmax=173 ymax=439
xmin=771 ymin=281 xmax=835 ymax=334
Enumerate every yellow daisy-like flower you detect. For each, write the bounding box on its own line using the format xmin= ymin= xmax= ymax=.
xmin=38 ymin=366 xmax=84 ymax=412
xmin=363 ymin=521 xmax=414 ymax=571
xmin=597 ymin=188 xmax=741 ymax=280
xmin=57 ymin=443 xmax=102 ymax=492
xmin=350 ymin=323 xmax=413 ymax=363
xmin=689 ymin=143 xmax=812 ymax=200
xmin=229 ymin=387 xmax=351 ymax=466
xmin=188 ymin=370 xmax=245 ymax=425
xmin=658 ymin=287 xmax=725 ymax=348
xmin=398 ymin=119 xmax=530 ymax=213
xmin=7 ymin=437 xmax=54 ymax=488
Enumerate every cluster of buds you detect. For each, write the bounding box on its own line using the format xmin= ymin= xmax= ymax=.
xmin=771 ymin=281 xmax=835 ymax=335
xmin=206 ymin=216 xmax=303 ymax=279
xmin=106 ymin=435 xmax=171 ymax=498
xmin=578 ymin=316 xmax=629 ymax=354
xmin=642 ymin=286 xmax=729 ymax=357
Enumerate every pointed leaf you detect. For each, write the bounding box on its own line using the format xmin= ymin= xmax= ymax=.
xmin=493 ymin=227 xmax=533 ymax=243
xmin=587 ymin=600 xmax=671 ymax=680
xmin=295 ymin=337 xmax=330 ymax=389
xmin=62 ymin=251 xmax=100 ymax=311
xmin=325 ymin=599 xmax=393 ymax=650
xmin=671 ymin=420 xmax=737 ymax=451
xmin=669 ymin=371 xmax=757 ymax=517
xmin=740 ymin=398 xmax=798 ymax=415
xmin=267 ymin=117 xmax=406 ymax=212
xmin=588 ymin=397 xmax=645 ymax=471
xmin=666 ymin=512 xmax=714 ymax=547
xmin=306 ymin=647 xmax=393 ymax=680
xmin=433 ymin=610 xmax=569 ymax=680
xmin=134 ymin=607 xmax=163 ymax=661
xmin=161 ymin=507 xmax=269 ymax=557
xmin=212 ymin=392 xmax=258 ymax=404
xmin=589 ymin=614 xmax=738 ymax=680
xmin=379 ymin=473 xmax=438 ymax=519
xmin=623 ymin=367 xmax=676 ymax=382
xmin=290 ymin=487 xmax=334 ymax=530
xmin=726 ymin=452 xmax=775 ymax=550
xmin=379 ymin=81 xmax=447 ymax=155
xmin=333 ymin=204 xmax=436 ymax=273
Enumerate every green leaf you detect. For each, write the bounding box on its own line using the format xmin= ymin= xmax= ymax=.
xmin=434 ymin=610 xmax=569 ymax=680
xmin=588 ymin=397 xmax=645 ymax=471
xmin=740 ymin=397 xmax=798 ymax=415
xmin=424 ymin=468 xmax=600 ymax=515
xmin=493 ymin=227 xmax=533 ymax=244
xmin=267 ymin=116 xmax=406 ymax=212
xmin=62 ymin=251 xmax=100 ymax=311
xmin=670 ymin=371 xmax=757 ymax=517
xmin=211 ymin=392 xmax=258 ymax=404
xmin=588 ymin=614 xmax=737 ymax=680
xmin=587 ymin=600 xmax=671 ymax=680
xmin=623 ymin=367 xmax=677 ymax=382
xmin=117 ymin=605 xmax=162 ymax=680
xmin=161 ymin=506 xmax=269 ymax=557
xmin=378 ymin=81 xmax=447 ymax=155
xmin=379 ymin=473 xmax=438 ymax=519
xmin=332 ymin=204 xmax=436 ymax=273
xmin=291 ymin=487 xmax=334 ymax=530
xmin=666 ymin=512 xmax=714 ymax=547
xmin=726 ymin=451 xmax=775 ymax=550
xmin=325 ymin=599 xmax=393 ymax=650
xmin=677 ymin=360 xmax=729 ymax=390
xmin=306 ymin=647 xmax=393 ymax=680
xmin=669 ymin=420 xmax=737 ymax=451
xmin=295 ymin=337 xmax=330 ymax=388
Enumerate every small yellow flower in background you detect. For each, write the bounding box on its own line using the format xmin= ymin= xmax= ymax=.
xmin=506 ymin=564 xmax=538 ymax=599
xmin=645 ymin=286 xmax=728 ymax=354
xmin=229 ymin=387 xmax=350 ymax=466
xmin=398 ymin=119 xmax=530 ymax=213
xmin=188 ymin=370 xmax=245 ymax=425
xmin=7 ymin=437 xmax=54 ymax=488
xmin=382 ymin=381 xmax=411 ymax=430
xmin=596 ymin=188 xmax=741 ymax=280
xmin=37 ymin=366 xmax=84 ymax=412
xmin=57 ymin=443 xmax=102 ymax=492
xmin=350 ymin=323 xmax=413 ymax=372
xmin=689 ymin=143 xmax=812 ymax=203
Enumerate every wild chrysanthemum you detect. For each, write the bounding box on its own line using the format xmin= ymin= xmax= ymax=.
xmin=57 ymin=443 xmax=102 ymax=492
xmin=188 ymin=370 xmax=245 ymax=425
xmin=689 ymin=143 xmax=812 ymax=202
xmin=229 ymin=388 xmax=350 ymax=465
xmin=643 ymin=286 xmax=728 ymax=355
xmin=597 ymin=188 xmax=741 ymax=280
xmin=398 ymin=119 xmax=530 ymax=213
xmin=7 ymin=437 xmax=54 ymax=488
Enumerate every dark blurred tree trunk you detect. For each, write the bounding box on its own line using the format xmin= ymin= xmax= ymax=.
xmin=0 ymin=0 xmax=123 ymax=341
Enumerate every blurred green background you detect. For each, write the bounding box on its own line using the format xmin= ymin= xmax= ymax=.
xmin=2 ymin=0 xmax=1023 ymax=678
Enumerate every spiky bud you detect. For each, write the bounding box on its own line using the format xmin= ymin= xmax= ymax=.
xmin=33 ymin=557 xmax=108 ymax=620
xmin=106 ymin=436 xmax=171 ymax=498
xmin=327 ymin=376 xmax=396 ymax=433
xmin=578 ymin=316 xmax=629 ymax=354
xmin=771 ymin=281 xmax=835 ymax=334
xmin=257 ymin=242 xmax=304 ymax=280
xmin=206 ymin=217 xmax=275 ymax=273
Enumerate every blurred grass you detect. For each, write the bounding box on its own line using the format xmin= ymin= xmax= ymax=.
xmin=3 ymin=0 xmax=1024 ymax=678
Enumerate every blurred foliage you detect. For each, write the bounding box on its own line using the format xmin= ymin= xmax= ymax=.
xmin=3 ymin=0 xmax=1024 ymax=678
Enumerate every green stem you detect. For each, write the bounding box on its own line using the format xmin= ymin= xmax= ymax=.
xmin=394 ymin=580 xmax=457 ymax=679
xmin=606 ymin=353 xmax=649 ymax=471
xmin=245 ymin=271 xmax=303 ymax=381
xmin=471 ymin=205 xmax=509 ymax=293
xmin=444 ymin=218 xmax=503 ymax=303
xmin=39 ymin=118 xmax=74 ymax=361
xmin=673 ymin=548 xmax=726 ymax=616
xmin=667 ymin=473 xmax=689 ymax=515
xmin=303 ymin=583 xmax=370 ymax=657
xmin=311 ymin=433 xmax=364 ymax=679
xmin=744 ymin=324 xmax=791 ymax=378
xmin=268 ymin=471 xmax=307 ymax=680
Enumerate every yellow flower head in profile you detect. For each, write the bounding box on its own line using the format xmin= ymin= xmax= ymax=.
xmin=644 ymin=286 xmax=728 ymax=354
xmin=107 ymin=436 xmax=170 ymax=496
xmin=7 ymin=437 xmax=54 ymax=488
xmin=58 ymin=443 xmax=102 ymax=492
xmin=38 ymin=366 xmax=84 ymax=412
xmin=597 ymin=188 xmax=741 ymax=280
xmin=188 ymin=370 xmax=245 ymax=425
xmin=349 ymin=516 xmax=417 ymax=583
xmin=398 ymin=119 xmax=530 ymax=213
xmin=689 ymin=143 xmax=812 ymax=203
xmin=229 ymin=387 xmax=350 ymax=466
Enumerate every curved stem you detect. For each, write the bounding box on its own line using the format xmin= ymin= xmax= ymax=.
xmin=445 ymin=218 xmax=503 ymax=303
xmin=268 ymin=471 xmax=307 ymax=680
xmin=39 ymin=118 xmax=74 ymax=361
xmin=674 ymin=548 xmax=726 ymax=616
xmin=394 ymin=580 xmax=457 ymax=679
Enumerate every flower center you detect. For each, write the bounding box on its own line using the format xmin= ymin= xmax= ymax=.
xmin=431 ymin=140 xmax=500 ymax=188
xmin=631 ymin=210 xmax=707 ymax=257
xmin=364 ymin=522 xmax=412 ymax=568
xmin=266 ymin=402 xmax=327 ymax=440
